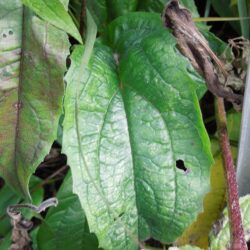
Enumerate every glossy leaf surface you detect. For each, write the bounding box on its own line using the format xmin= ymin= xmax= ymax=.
xmin=0 ymin=0 xmax=69 ymax=198
xmin=63 ymin=12 xmax=213 ymax=249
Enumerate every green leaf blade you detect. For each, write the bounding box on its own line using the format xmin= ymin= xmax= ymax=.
xmin=22 ymin=0 xmax=82 ymax=43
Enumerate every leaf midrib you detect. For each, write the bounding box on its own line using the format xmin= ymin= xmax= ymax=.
xmin=14 ymin=5 xmax=28 ymax=198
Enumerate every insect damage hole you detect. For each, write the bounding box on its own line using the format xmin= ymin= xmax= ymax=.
xmin=176 ymin=159 xmax=188 ymax=172
xmin=113 ymin=212 xmax=124 ymax=222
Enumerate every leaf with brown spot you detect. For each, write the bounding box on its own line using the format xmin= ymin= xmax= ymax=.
xmin=0 ymin=0 xmax=69 ymax=198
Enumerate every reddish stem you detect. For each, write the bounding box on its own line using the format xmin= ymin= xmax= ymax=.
xmin=216 ymin=97 xmax=247 ymax=250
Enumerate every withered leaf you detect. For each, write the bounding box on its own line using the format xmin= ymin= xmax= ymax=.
xmin=163 ymin=0 xmax=243 ymax=108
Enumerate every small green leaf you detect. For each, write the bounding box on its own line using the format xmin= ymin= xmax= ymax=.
xmin=0 ymin=0 xmax=69 ymax=198
xmin=37 ymin=171 xmax=100 ymax=250
xmin=210 ymin=195 xmax=250 ymax=250
xmin=22 ymin=0 xmax=82 ymax=43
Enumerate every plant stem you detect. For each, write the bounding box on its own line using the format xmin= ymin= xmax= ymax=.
xmin=31 ymin=165 xmax=68 ymax=192
xmin=216 ymin=97 xmax=247 ymax=250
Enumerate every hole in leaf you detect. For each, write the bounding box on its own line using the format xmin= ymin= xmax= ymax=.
xmin=176 ymin=160 xmax=187 ymax=172
xmin=3 ymin=33 xmax=7 ymax=38
xmin=0 ymin=178 xmax=5 ymax=189
xmin=113 ymin=212 xmax=124 ymax=221
xmin=9 ymin=30 xmax=13 ymax=35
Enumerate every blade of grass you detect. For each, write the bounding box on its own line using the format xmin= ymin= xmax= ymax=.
xmin=237 ymin=0 xmax=249 ymax=38
xmin=204 ymin=0 xmax=211 ymax=17
xmin=193 ymin=16 xmax=250 ymax=22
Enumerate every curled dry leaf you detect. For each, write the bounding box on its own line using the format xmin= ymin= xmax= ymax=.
xmin=7 ymin=198 xmax=58 ymax=250
xmin=220 ymin=37 xmax=250 ymax=93
xmin=162 ymin=0 xmax=243 ymax=109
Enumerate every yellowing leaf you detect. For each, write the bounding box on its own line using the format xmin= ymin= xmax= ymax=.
xmin=176 ymin=147 xmax=237 ymax=249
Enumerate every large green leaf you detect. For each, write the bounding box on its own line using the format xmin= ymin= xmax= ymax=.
xmin=63 ymin=12 xmax=213 ymax=249
xmin=37 ymin=171 xmax=100 ymax=250
xmin=22 ymin=0 xmax=82 ymax=43
xmin=0 ymin=0 xmax=69 ymax=198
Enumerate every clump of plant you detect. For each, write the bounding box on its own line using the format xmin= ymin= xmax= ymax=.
xmin=0 ymin=0 xmax=249 ymax=249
